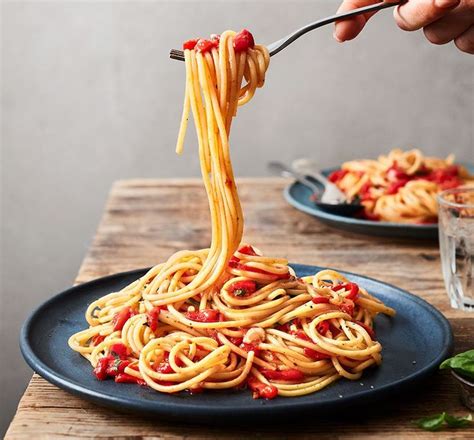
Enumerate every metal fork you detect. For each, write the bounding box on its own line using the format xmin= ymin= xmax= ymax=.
xmin=170 ymin=1 xmax=403 ymax=61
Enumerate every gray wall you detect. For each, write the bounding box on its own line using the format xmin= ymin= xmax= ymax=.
xmin=1 ymin=0 xmax=472 ymax=434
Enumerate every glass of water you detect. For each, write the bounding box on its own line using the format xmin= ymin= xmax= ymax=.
xmin=438 ymin=187 xmax=474 ymax=311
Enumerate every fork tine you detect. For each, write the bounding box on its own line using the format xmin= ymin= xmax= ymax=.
xmin=170 ymin=49 xmax=185 ymax=61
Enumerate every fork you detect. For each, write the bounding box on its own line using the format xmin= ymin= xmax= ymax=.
xmin=169 ymin=1 xmax=404 ymax=61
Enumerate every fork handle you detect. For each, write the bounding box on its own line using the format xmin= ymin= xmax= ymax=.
xmin=269 ymin=1 xmax=405 ymax=57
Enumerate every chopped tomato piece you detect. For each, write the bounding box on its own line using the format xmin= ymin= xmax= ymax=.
xmin=339 ymin=301 xmax=355 ymax=317
xmin=233 ymin=29 xmax=255 ymax=52
xmin=182 ymin=39 xmax=199 ymax=50
xmin=237 ymin=245 xmax=258 ymax=256
xmin=210 ymin=34 xmax=220 ymax=47
xmin=106 ymin=359 xmax=131 ymax=377
xmin=185 ymin=309 xmax=221 ymax=322
xmin=247 ymin=376 xmax=278 ymax=399
xmin=260 ymin=368 xmax=304 ymax=381
xmin=317 ymin=321 xmax=330 ymax=335
xmin=114 ymin=373 xmax=147 ymax=386
xmin=289 ymin=329 xmax=311 ymax=342
xmin=304 ymin=347 xmax=331 ymax=360
xmin=93 ymin=356 xmax=113 ymax=381
xmin=386 ymin=179 xmax=409 ymax=195
xmin=312 ymin=296 xmax=330 ymax=304
xmin=228 ymin=279 xmax=257 ymax=297
xmin=195 ymin=38 xmax=215 ymax=53
xmin=228 ymin=336 xmax=244 ymax=346
xmin=146 ymin=306 xmax=165 ymax=332
xmin=332 ymin=282 xmax=359 ymax=301
xmin=110 ymin=343 xmax=129 ymax=360
xmin=240 ymin=342 xmax=260 ymax=354
xmin=328 ymin=169 xmax=348 ymax=184
xmin=112 ymin=306 xmax=135 ymax=332
xmin=91 ymin=334 xmax=105 ymax=346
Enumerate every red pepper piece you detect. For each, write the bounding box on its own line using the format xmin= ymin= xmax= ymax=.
xmin=183 ymin=39 xmax=199 ymax=50
xmin=195 ymin=38 xmax=215 ymax=53
xmin=185 ymin=309 xmax=221 ymax=323
xmin=328 ymin=169 xmax=348 ymax=184
xmin=303 ymin=347 xmax=331 ymax=360
xmin=233 ymin=29 xmax=255 ymax=52
xmin=93 ymin=356 xmax=113 ymax=381
xmin=114 ymin=373 xmax=147 ymax=386
xmin=260 ymin=368 xmax=304 ymax=382
xmin=247 ymin=376 xmax=278 ymax=400
xmin=112 ymin=306 xmax=135 ymax=332
xmin=312 ymin=296 xmax=330 ymax=304
xmin=188 ymin=386 xmax=204 ymax=395
xmin=206 ymin=329 xmax=219 ymax=342
xmin=91 ymin=334 xmax=105 ymax=346
xmin=355 ymin=321 xmax=376 ymax=339
xmin=110 ymin=343 xmax=129 ymax=360
xmin=228 ymin=280 xmax=257 ymax=297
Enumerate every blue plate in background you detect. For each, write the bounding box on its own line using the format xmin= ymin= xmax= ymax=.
xmin=284 ymin=164 xmax=474 ymax=239
xmin=20 ymin=265 xmax=452 ymax=423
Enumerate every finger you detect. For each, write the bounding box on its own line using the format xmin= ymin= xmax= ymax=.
xmin=334 ymin=0 xmax=382 ymax=42
xmin=423 ymin=6 xmax=473 ymax=45
xmin=394 ymin=0 xmax=461 ymax=32
xmin=455 ymin=24 xmax=474 ymax=54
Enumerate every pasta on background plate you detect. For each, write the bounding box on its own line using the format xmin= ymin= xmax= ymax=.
xmin=329 ymin=149 xmax=474 ymax=224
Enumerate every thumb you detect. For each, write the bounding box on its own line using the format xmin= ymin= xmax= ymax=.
xmin=394 ymin=0 xmax=461 ymax=31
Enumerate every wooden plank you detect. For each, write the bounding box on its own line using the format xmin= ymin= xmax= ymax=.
xmin=6 ymin=179 xmax=473 ymax=439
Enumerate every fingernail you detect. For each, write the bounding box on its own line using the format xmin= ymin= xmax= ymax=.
xmin=435 ymin=0 xmax=460 ymax=8
xmin=333 ymin=31 xmax=343 ymax=43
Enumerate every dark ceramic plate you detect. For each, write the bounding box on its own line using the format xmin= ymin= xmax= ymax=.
xmin=284 ymin=164 xmax=474 ymax=239
xmin=21 ymin=265 xmax=452 ymax=423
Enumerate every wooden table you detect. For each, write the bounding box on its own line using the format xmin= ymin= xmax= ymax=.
xmin=6 ymin=178 xmax=473 ymax=439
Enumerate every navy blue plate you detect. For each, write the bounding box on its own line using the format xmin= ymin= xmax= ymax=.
xmin=21 ymin=265 xmax=452 ymax=422
xmin=284 ymin=164 xmax=474 ymax=239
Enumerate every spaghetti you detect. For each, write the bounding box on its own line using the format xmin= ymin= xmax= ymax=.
xmin=69 ymin=29 xmax=395 ymax=399
xmin=328 ymin=149 xmax=474 ymax=224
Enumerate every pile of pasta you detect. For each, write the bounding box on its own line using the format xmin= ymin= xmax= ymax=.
xmin=329 ymin=149 xmax=474 ymax=223
xmin=69 ymin=29 xmax=395 ymax=399
xmin=68 ymin=245 xmax=395 ymax=399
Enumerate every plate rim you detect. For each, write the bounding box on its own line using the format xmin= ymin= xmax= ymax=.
xmin=283 ymin=163 xmax=474 ymax=231
xmin=20 ymin=265 xmax=453 ymax=416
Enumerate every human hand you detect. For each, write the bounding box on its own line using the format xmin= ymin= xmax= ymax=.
xmin=334 ymin=0 xmax=474 ymax=54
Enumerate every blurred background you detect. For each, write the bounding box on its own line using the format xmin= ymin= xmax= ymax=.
xmin=1 ymin=0 xmax=472 ymax=434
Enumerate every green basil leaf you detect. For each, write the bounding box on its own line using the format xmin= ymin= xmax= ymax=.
xmin=415 ymin=413 xmax=446 ymax=431
xmin=440 ymin=350 xmax=474 ymax=380
xmin=445 ymin=413 xmax=472 ymax=428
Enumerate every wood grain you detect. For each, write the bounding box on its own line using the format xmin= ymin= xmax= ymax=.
xmin=6 ymin=179 xmax=474 ymax=439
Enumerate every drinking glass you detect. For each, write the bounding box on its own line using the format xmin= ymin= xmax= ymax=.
xmin=438 ymin=187 xmax=474 ymax=311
